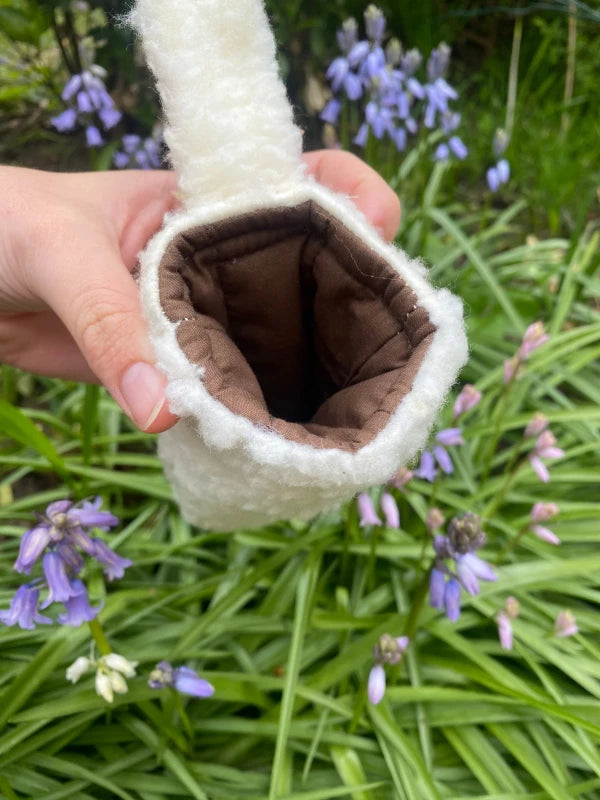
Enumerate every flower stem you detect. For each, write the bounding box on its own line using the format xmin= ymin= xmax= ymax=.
xmin=404 ymin=563 xmax=434 ymax=640
xmin=88 ymin=618 xmax=112 ymax=657
xmin=481 ymin=369 xmax=518 ymax=482
xmin=482 ymin=455 xmax=527 ymax=522
xmin=497 ymin=522 xmax=530 ymax=563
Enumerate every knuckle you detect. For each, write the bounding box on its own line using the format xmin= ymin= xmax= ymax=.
xmin=76 ymin=288 xmax=135 ymax=373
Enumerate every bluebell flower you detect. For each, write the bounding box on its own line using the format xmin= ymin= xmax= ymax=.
xmin=91 ymin=539 xmax=132 ymax=581
xmin=14 ymin=497 xmax=119 ymax=575
xmin=416 ymin=427 xmax=464 ymax=482
xmin=337 ymin=18 xmax=358 ymax=54
xmin=443 ymin=578 xmax=462 ymax=621
xmin=51 ymin=108 xmax=77 ymax=132
xmin=367 ymin=633 xmax=409 ymax=705
xmin=429 ymin=514 xmax=496 ymax=622
xmin=113 ymin=133 xmax=163 ymax=171
xmin=67 ymin=652 xmax=138 ymax=704
xmin=429 ymin=567 xmax=446 ymax=609
xmin=0 ymin=584 xmax=52 ymax=630
xmin=320 ymin=98 xmax=342 ymax=125
xmin=427 ymin=42 xmax=451 ymax=82
xmin=415 ymin=449 xmax=438 ymax=481
xmin=41 ymin=551 xmax=78 ymax=608
xmin=57 ymin=579 xmax=102 ymax=626
xmin=448 ymin=135 xmax=468 ymax=160
xmin=148 ymin=661 xmax=215 ymax=698
xmin=52 ymin=66 xmax=122 ymax=147
xmin=323 ymin=11 xmax=465 ymax=160
xmin=365 ymin=4 xmax=386 ymax=43
xmin=357 ymin=492 xmax=382 ymax=526
xmin=487 ymin=129 xmax=510 ymax=192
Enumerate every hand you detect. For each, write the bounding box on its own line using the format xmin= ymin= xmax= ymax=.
xmin=0 ymin=153 xmax=401 ymax=433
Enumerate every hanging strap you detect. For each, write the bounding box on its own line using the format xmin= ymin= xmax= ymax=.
xmin=130 ymin=0 xmax=306 ymax=207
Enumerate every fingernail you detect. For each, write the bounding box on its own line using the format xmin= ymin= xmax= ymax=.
xmin=120 ymin=362 xmax=167 ymax=431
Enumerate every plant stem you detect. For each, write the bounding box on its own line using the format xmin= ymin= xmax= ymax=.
xmin=481 ymin=367 xmax=518 ymax=483
xmin=404 ymin=563 xmax=434 ymax=639
xmin=88 ymin=618 xmax=112 ymax=656
xmin=497 ymin=522 xmax=530 ymax=563
xmin=505 ymin=15 xmax=523 ymax=140
xmin=562 ymin=0 xmax=577 ymax=132
xmin=482 ymin=455 xmax=527 ymax=522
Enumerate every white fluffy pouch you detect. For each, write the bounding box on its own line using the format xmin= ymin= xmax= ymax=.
xmin=131 ymin=0 xmax=468 ymax=531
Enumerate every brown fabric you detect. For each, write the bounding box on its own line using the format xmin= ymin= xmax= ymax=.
xmin=159 ymin=201 xmax=436 ymax=452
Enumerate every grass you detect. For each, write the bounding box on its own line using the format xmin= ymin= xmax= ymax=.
xmin=0 ymin=180 xmax=599 ymax=799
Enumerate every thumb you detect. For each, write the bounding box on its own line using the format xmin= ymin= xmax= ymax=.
xmin=36 ymin=236 xmax=177 ymax=433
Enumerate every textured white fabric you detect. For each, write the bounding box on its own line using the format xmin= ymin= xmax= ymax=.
xmin=133 ymin=0 xmax=469 ymax=530
xmin=129 ymin=0 xmax=304 ymax=207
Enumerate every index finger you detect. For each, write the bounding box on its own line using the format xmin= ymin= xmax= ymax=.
xmin=302 ymin=150 xmax=401 ymax=242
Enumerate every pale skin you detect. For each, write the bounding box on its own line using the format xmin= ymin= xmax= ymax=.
xmin=0 ymin=151 xmax=401 ymax=433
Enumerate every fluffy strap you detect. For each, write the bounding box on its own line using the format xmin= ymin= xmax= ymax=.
xmin=130 ymin=0 xmax=305 ymax=206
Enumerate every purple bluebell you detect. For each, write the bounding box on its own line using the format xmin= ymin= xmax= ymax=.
xmin=429 ymin=568 xmax=446 ymax=609
xmin=323 ymin=13 xmax=465 ymax=160
xmin=51 ymin=108 xmax=77 ymax=132
xmin=348 ymin=40 xmax=370 ymax=67
xmin=429 ymin=514 xmax=496 ymax=622
xmin=114 ymin=133 xmax=164 ymax=171
xmin=357 ymin=493 xmax=382 ymax=526
xmin=14 ymin=497 xmax=119 ymax=576
xmin=380 ymin=492 xmax=400 ymax=529
xmin=487 ymin=130 xmax=510 ymax=192
xmin=14 ymin=524 xmax=52 ymax=574
xmin=415 ymin=449 xmax=438 ymax=482
xmin=41 ymin=551 xmax=77 ymax=608
xmin=367 ymin=663 xmax=386 ymax=705
xmin=433 ymin=445 xmax=453 ymax=475
xmin=337 ymin=18 xmax=358 ymax=54
xmin=320 ymin=98 xmax=342 ymax=125
xmin=92 ymin=539 xmax=133 ymax=581
xmin=58 ymin=579 xmax=102 ymax=626
xmin=427 ymin=42 xmax=451 ymax=82
xmin=434 ymin=143 xmax=450 ymax=162
xmin=52 ymin=66 xmax=122 ymax=147
xmin=148 ymin=661 xmax=215 ymax=698
xmin=448 ymin=135 xmax=468 ymax=160
xmin=365 ymin=4 xmax=386 ymax=43
xmin=367 ymin=633 xmax=409 ymax=704
xmin=444 ymin=579 xmax=461 ymax=621
xmin=85 ymin=125 xmax=103 ymax=147
xmin=354 ymin=123 xmax=369 ymax=147
xmin=0 ymin=584 xmax=52 ymax=630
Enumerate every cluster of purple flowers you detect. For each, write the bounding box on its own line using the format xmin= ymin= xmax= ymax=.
xmin=113 ymin=134 xmax=163 ymax=170
xmin=429 ymin=513 xmax=496 ymax=621
xmin=321 ymin=5 xmax=467 ymax=160
xmin=497 ymin=599 xmax=578 ymax=650
xmin=357 ymin=491 xmax=400 ymax=528
xmin=504 ymin=321 xmax=549 ymax=384
xmin=0 ymin=498 xmax=130 ymax=630
xmin=415 ymin=427 xmax=464 ymax=482
xmin=522 ymin=411 xmax=564 ymax=485
xmin=51 ymin=66 xmax=121 ymax=148
xmin=51 ymin=66 xmax=162 ymax=169
xmin=414 ymin=385 xmax=482 ymax=483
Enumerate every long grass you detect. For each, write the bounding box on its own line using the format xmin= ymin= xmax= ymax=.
xmin=0 ymin=179 xmax=599 ymax=799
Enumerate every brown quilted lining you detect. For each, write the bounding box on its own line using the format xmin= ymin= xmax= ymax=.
xmin=158 ymin=201 xmax=436 ymax=453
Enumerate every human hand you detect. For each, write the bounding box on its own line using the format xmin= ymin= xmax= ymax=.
xmin=0 ymin=153 xmax=400 ymax=433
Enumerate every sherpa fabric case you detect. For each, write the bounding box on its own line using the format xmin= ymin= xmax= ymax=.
xmin=130 ymin=0 xmax=468 ymax=531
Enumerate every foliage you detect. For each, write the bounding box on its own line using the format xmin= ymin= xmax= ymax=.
xmin=1 ymin=1 xmax=600 ymax=798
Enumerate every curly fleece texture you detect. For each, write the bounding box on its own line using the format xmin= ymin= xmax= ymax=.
xmin=131 ymin=0 xmax=469 ymax=530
